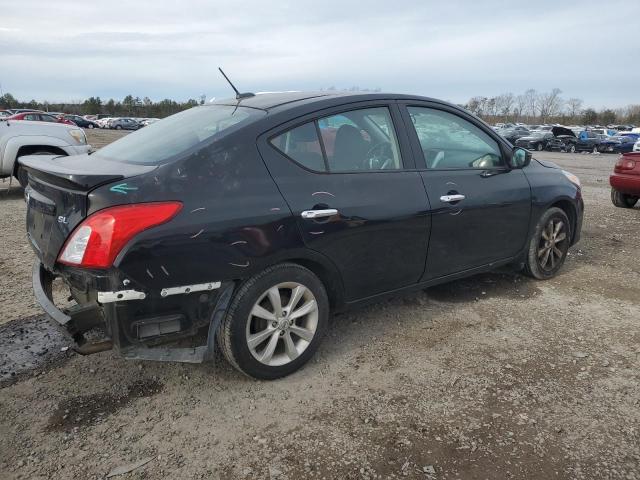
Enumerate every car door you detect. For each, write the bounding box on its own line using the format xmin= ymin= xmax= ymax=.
xmin=399 ymin=102 xmax=532 ymax=280
xmin=258 ymin=102 xmax=431 ymax=302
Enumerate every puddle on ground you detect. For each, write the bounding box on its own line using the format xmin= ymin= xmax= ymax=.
xmin=47 ymin=378 xmax=164 ymax=431
xmin=425 ymin=272 xmax=540 ymax=303
xmin=0 ymin=314 xmax=71 ymax=387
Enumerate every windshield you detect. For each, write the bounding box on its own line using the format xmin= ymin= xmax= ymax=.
xmin=96 ymin=105 xmax=265 ymax=165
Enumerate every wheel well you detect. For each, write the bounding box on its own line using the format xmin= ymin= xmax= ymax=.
xmin=550 ymin=200 xmax=576 ymax=241
xmin=13 ymin=145 xmax=67 ymax=175
xmin=286 ymin=258 xmax=343 ymax=309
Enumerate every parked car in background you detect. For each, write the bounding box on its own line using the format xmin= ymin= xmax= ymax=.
xmin=610 ymin=152 xmax=640 ymax=208
xmin=565 ymin=129 xmax=601 ymax=153
xmin=5 ymin=108 xmax=41 ymax=115
xmin=634 ymin=139 xmax=640 ymax=152
xmin=515 ymin=131 xmax=556 ymax=151
xmin=6 ymin=112 xmax=76 ymax=126
xmin=498 ymin=126 xmax=530 ymax=144
xmin=140 ymin=118 xmax=160 ymax=127
xmin=1 ymin=115 xmax=91 ymax=186
xmin=110 ymin=117 xmax=140 ymax=130
xmin=598 ymin=135 xmax=636 ymax=154
xmin=22 ymin=91 xmax=583 ymax=379
xmin=0 ymin=110 xmax=11 ymax=118
xmin=62 ymin=114 xmax=99 ymax=129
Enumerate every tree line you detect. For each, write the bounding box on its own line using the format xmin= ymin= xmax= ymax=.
xmin=464 ymin=89 xmax=640 ymax=126
xmin=1 ymin=89 xmax=639 ymax=126
xmin=0 ymin=93 xmax=207 ymax=118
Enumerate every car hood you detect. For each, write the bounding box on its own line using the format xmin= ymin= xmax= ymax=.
xmin=535 ymin=159 xmax=560 ymax=169
xmin=552 ymin=126 xmax=576 ymax=138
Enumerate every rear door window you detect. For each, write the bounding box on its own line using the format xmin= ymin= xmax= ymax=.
xmin=270 ymin=106 xmax=403 ymax=172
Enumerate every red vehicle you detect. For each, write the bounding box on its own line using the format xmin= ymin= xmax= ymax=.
xmin=610 ymin=152 xmax=640 ymax=208
xmin=6 ymin=111 xmax=76 ymax=126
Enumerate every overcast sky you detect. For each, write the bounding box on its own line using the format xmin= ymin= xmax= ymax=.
xmin=1 ymin=0 xmax=636 ymax=109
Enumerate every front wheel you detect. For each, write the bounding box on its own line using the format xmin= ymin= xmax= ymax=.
xmin=115 ymin=125 xmax=122 ymax=130
xmin=88 ymin=123 xmax=95 ymax=129
xmin=592 ymin=145 xmax=599 ymax=154
xmin=567 ymin=144 xmax=576 ymax=153
xmin=536 ymin=143 xmax=543 ymax=151
xmin=611 ymin=188 xmax=638 ymax=208
xmin=217 ymin=263 xmax=329 ymax=380
xmin=524 ymin=207 xmax=571 ymax=280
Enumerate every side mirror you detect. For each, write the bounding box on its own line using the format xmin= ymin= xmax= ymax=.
xmin=510 ymin=147 xmax=531 ymax=168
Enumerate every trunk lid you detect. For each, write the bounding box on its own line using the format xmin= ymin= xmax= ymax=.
xmin=21 ymin=154 xmax=156 ymax=270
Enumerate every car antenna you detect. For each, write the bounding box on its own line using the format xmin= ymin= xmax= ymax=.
xmin=218 ymin=67 xmax=254 ymax=100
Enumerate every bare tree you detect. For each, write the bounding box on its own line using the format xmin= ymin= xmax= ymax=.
xmin=514 ymin=94 xmax=527 ymax=122
xmin=524 ymin=89 xmax=538 ymax=121
xmin=566 ymin=97 xmax=583 ymax=118
xmin=538 ymin=88 xmax=563 ymax=123
xmin=497 ymin=92 xmax=514 ymax=118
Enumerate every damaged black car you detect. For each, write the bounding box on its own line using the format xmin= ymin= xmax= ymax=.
xmin=23 ymin=92 xmax=584 ymax=379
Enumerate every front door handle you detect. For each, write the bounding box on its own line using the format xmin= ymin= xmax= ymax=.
xmin=440 ymin=194 xmax=465 ymax=203
xmin=301 ymin=209 xmax=338 ymax=219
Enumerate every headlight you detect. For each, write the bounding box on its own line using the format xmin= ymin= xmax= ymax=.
xmin=562 ymin=170 xmax=580 ymax=187
xmin=68 ymin=128 xmax=87 ymax=145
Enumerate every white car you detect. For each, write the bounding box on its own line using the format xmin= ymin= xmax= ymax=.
xmin=634 ymin=139 xmax=640 ymax=152
xmin=0 ymin=118 xmax=91 ymax=186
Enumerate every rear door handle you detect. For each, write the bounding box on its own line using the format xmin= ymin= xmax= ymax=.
xmin=301 ymin=209 xmax=338 ymax=219
xmin=440 ymin=194 xmax=465 ymax=203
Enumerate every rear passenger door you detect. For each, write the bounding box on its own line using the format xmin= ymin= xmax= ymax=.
xmin=399 ymin=103 xmax=532 ymax=280
xmin=258 ymin=102 xmax=431 ymax=302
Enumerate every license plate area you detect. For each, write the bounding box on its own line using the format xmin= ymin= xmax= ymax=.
xmin=26 ymin=188 xmax=56 ymax=259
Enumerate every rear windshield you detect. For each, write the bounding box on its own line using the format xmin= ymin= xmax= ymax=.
xmin=96 ymin=105 xmax=265 ymax=165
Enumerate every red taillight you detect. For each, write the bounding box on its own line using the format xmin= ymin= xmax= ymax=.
xmin=58 ymin=202 xmax=182 ymax=268
xmin=615 ymin=157 xmax=636 ymax=172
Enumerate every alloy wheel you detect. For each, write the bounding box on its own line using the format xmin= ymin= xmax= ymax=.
xmin=245 ymin=282 xmax=318 ymax=367
xmin=537 ymin=218 xmax=567 ymax=271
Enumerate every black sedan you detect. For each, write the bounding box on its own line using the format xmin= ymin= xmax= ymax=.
xmin=515 ymin=132 xmax=559 ymax=151
xmin=21 ymin=92 xmax=584 ymax=379
xmin=62 ymin=114 xmax=100 ymax=129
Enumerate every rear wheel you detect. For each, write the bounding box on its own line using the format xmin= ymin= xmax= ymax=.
xmin=88 ymin=123 xmax=95 ymax=129
xmin=567 ymin=144 xmax=576 ymax=153
xmin=524 ymin=207 xmax=571 ymax=280
xmin=592 ymin=145 xmax=599 ymax=154
xmin=115 ymin=125 xmax=122 ymax=130
xmin=611 ymin=188 xmax=638 ymax=208
xmin=217 ymin=263 xmax=329 ymax=380
xmin=536 ymin=143 xmax=543 ymax=151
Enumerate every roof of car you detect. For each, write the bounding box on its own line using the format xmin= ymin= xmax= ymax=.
xmin=210 ymin=91 xmax=445 ymax=112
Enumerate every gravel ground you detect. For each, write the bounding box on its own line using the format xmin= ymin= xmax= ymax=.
xmin=0 ymin=133 xmax=638 ymax=479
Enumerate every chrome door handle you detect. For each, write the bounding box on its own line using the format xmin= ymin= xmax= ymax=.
xmin=301 ymin=209 xmax=338 ymax=219
xmin=440 ymin=194 xmax=465 ymax=203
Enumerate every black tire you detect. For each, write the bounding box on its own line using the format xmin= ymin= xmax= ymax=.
xmin=611 ymin=188 xmax=638 ymax=208
xmin=567 ymin=144 xmax=576 ymax=153
xmin=217 ymin=263 xmax=329 ymax=380
xmin=592 ymin=145 xmax=599 ymax=154
xmin=536 ymin=143 xmax=543 ymax=151
xmin=524 ymin=207 xmax=571 ymax=280
xmin=115 ymin=125 xmax=122 ymax=130
xmin=88 ymin=123 xmax=95 ymax=129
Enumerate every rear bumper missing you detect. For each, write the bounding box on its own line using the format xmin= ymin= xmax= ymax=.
xmin=32 ymin=260 xmax=235 ymax=363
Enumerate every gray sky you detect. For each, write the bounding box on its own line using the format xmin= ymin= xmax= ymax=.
xmin=1 ymin=0 xmax=636 ymax=109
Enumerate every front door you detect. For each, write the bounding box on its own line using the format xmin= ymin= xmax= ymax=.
xmin=259 ymin=104 xmax=430 ymax=301
xmin=399 ymin=103 xmax=532 ymax=280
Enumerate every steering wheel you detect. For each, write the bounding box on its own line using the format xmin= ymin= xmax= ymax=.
xmin=364 ymin=142 xmax=394 ymax=170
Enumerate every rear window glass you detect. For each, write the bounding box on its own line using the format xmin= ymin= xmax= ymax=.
xmin=96 ymin=105 xmax=265 ymax=165
xmin=270 ymin=122 xmax=326 ymax=171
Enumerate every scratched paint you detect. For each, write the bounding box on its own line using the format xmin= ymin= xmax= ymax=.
xmin=109 ymin=183 xmax=138 ymax=195
xmin=311 ymin=191 xmax=335 ymax=197
xmin=160 ymin=266 xmax=170 ymax=276
xmin=230 ymin=240 xmax=247 ymax=246
xmin=229 ymin=261 xmax=250 ymax=268
xmin=146 ymin=269 xmax=154 ymax=279
xmin=190 ymin=229 xmax=204 ymax=239
xmin=190 ymin=207 xmax=206 ymax=213
xmin=309 ymin=231 xmax=324 ymax=235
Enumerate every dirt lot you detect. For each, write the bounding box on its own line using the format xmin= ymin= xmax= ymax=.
xmin=1 ymin=131 xmax=639 ymax=479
